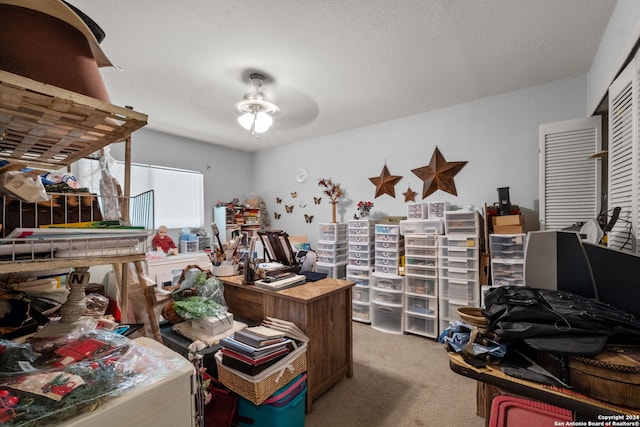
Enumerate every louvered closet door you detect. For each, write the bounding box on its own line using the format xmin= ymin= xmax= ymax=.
xmin=539 ymin=116 xmax=602 ymax=231
xmin=608 ymin=57 xmax=638 ymax=253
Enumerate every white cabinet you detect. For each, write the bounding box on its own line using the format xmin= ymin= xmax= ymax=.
xmin=370 ymin=271 xmax=404 ymax=334
xmin=347 ymin=220 xmax=375 ymax=323
xmin=489 ymin=233 xmax=526 ymax=287
xmin=65 ymin=338 xmax=195 ymax=427
xmin=316 ymin=223 xmax=348 ymax=279
xmin=403 ymin=233 xmax=439 ymax=338
xmin=146 ymin=253 xmax=212 ymax=289
xmin=438 ymin=234 xmax=480 ymax=334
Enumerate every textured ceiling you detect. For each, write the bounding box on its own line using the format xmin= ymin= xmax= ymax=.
xmin=67 ymin=0 xmax=616 ymax=152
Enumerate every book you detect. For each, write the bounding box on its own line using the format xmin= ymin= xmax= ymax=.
xmin=221 ymin=351 xmax=288 ymax=376
xmin=219 ymin=336 xmax=292 ymax=358
xmin=245 ymin=325 xmax=286 ymax=339
xmin=220 ymin=346 xmax=289 ymax=365
xmin=263 ymin=317 xmax=310 ymax=343
xmin=233 ymin=329 xmax=286 ymax=348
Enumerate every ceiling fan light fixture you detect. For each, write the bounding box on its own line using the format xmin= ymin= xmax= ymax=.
xmin=235 ymin=73 xmax=279 ymax=137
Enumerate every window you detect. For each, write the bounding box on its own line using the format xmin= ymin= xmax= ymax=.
xmin=75 ymin=158 xmax=204 ymax=229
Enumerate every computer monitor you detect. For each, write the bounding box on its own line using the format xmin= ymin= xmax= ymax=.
xmin=523 ymin=230 xmax=597 ymax=299
xmin=582 ymin=242 xmax=640 ymax=318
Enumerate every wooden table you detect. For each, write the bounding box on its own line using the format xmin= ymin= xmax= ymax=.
xmin=220 ymin=275 xmax=354 ymax=413
xmin=449 ymin=353 xmax=640 ymax=424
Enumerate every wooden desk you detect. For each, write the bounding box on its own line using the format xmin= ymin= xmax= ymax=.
xmin=220 ymin=275 xmax=354 ymax=413
xmin=449 ymin=353 xmax=640 ymax=423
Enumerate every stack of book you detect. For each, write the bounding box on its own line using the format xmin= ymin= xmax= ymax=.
xmin=219 ymin=326 xmax=294 ymax=376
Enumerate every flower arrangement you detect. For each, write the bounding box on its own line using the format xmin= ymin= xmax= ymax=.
xmin=354 ymin=200 xmax=374 ymax=219
xmin=318 ymin=178 xmax=344 ymax=222
xmin=188 ymin=340 xmax=212 ymax=427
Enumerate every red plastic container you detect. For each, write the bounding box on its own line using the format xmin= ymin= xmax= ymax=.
xmin=489 ymin=395 xmax=572 ymax=427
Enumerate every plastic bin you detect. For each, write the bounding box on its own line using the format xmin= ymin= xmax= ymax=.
xmin=238 ymin=375 xmax=307 ymax=427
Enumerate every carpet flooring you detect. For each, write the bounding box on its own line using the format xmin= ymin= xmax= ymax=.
xmin=305 ymin=321 xmax=485 ymax=427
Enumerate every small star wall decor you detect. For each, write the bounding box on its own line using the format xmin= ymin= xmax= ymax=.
xmin=369 ymin=164 xmax=402 ymax=198
xmin=412 ymin=147 xmax=467 ymax=198
xmin=403 ymin=186 xmax=418 ymax=202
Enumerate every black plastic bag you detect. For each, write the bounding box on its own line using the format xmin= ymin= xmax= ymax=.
xmin=483 ymin=286 xmax=640 ymax=356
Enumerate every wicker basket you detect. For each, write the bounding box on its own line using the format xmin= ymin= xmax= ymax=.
xmin=215 ymin=343 xmax=307 ymax=405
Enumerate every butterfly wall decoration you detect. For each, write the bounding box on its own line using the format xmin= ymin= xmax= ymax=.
xmin=314 ymin=197 xmax=322 ymax=205
xmin=304 ymin=214 xmax=314 ymax=223
xmin=274 ymin=212 xmax=281 ymax=220
xmin=276 ymin=197 xmax=282 ymax=204
xmin=291 ymin=192 xmax=297 ymax=198
xmin=285 ymin=205 xmax=294 ymax=213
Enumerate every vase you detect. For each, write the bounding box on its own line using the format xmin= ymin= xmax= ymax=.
xmin=331 ymin=202 xmax=337 ymax=223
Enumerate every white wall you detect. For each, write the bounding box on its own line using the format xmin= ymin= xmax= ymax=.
xmin=587 ymin=0 xmax=640 ymax=114
xmin=253 ymin=75 xmax=587 ymax=246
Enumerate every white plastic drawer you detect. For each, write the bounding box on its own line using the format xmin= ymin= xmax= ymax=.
xmin=439 ymin=300 xmax=470 ymax=322
xmin=372 ymin=288 xmax=403 ymax=304
xmin=346 ymin=275 xmax=370 ymax=287
xmin=315 ymin=261 xmax=347 ymax=279
xmin=399 ymin=219 xmax=444 ymax=235
xmin=375 ymin=240 xmax=401 ymax=251
xmin=405 ymin=295 xmax=437 ymax=316
xmin=371 ymin=272 xmax=403 ymax=291
xmin=491 ymin=260 xmax=525 ymax=286
xmin=441 ymin=267 xmax=479 ymax=281
xmin=375 ymin=233 xmax=400 ymax=242
xmin=349 ymin=257 xmax=374 ymax=267
xmin=352 ymin=301 xmax=370 ymax=321
xmin=352 ymin=286 xmax=370 ymax=303
xmin=405 ymin=315 xmax=437 ymax=337
xmin=348 ymin=219 xmax=375 ymax=229
xmin=405 ymin=256 xmax=436 ymax=267
xmin=349 ymin=249 xmax=374 ymax=260
xmin=348 ymin=227 xmax=374 ymax=237
xmin=442 ymin=257 xmax=479 ymax=270
xmin=349 ymin=243 xmax=373 ymax=252
xmin=375 ymin=224 xmax=400 ymax=235
xmin=318 ymin=254 xmax=347 ymax=264
xmin=376 ymin=265 xmax=400 ymax=275
xmin=371 ymin=303 xmax=403 ymax=334
xmin=316 ymin=246 xmax=347 ymax=258
xmin=404 ymin=264 xmax=438 ymax=278
xmin=405 ymin=246 xmax=437 ymax=257
xmin=404 ymin=234 xmax=438 ymax=247
xmin=438 ymin=235 xmax=478 ymax=248
xmin=406 ymin=202 xmax=427 ymax=219
xmin=316 ymin=241 xmax=347 ymax=251
xmin=375 ymin=257 xmax=400 ymax=268
xmin=489 ymin=233 xmax=526 ymax=259
xmin=439 ymin=246 xmax=479 ymax=259
xmin=349 ymin=234 xmax=371 ymax=243
xmin=318 ymin=223 xmax=348 ymax=242
xmin=346 ymin=265 xmax=373 ymax=278
xmin=439 ymin=277 xmax=478 ymax=303
xmin=405 ymin=275 xmax=437 ymax=297
xmin=375 ymin=249 xmax=402 ymax=259
xmin=427 ymin=201 xmax=449 ymax=218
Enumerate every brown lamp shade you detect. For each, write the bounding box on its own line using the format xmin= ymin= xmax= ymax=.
xmin=0 ymin=4 xmax=110 ymax=102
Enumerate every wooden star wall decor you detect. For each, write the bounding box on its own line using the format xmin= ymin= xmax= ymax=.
xmin=403 ymin=186 xmax=417 ymax=202
xmin=411 ymin=147 xmax=467 ymax=198
xmin=369 ymin=164 xmax=402 ymax=198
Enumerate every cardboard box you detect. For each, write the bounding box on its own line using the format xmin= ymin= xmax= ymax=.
xmin=492 ymin=214 xmax=523 ymax=226
xmin=493 ymin=225 xmax=524 ymax=234
xmin=190 ymin=313 xmax=234 ymax=336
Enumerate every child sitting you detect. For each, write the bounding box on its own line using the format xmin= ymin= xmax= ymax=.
xmin=152 ymin=225 xmax=178 ymax=255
